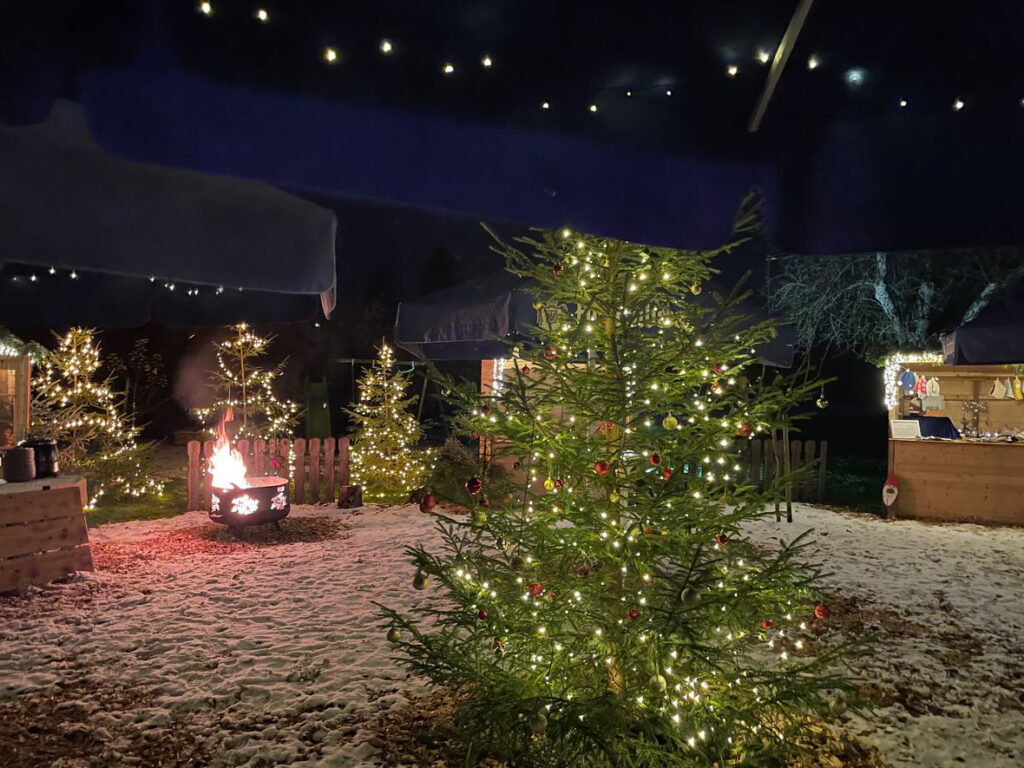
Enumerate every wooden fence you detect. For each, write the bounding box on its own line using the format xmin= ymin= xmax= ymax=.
xmin=733 ymin=437 xmax=828 ymax=502
xmin=187 ymin=437 xmax=350 ymax=511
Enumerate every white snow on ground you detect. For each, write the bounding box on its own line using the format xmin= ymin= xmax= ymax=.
xmin=0 ymin=503 xmax=1022 ymax=767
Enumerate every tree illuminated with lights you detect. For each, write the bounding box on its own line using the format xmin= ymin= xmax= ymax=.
xmin=194 ymin=323 xmax=300 ymax=440
xmin=383 ymin=228 xmax=858 ymax=765
xmin=32 ymin=328 xmax=162 ymax=507
xmin=348 ymin=343 xmax=432 ymax=504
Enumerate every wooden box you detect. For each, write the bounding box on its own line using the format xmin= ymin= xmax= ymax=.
xmin=0 ymin=481 xmax=93 ymax=592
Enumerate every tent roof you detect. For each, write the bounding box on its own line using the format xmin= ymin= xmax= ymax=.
xmin=395 ymin=272 xmax=795 ymax=368
xmin=941 ymin=281 xmax=1024 ymax=365
xmin=0 ymin=101 xmax=337 ymax=325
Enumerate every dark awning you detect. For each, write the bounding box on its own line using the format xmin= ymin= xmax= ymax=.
xmin=0 ymin=100 xmax=337 ymax=322
xmin=941 ymin=281 xmax=1024 ymax=365
xmin=395 ymin=272 xmax=795 ymax=368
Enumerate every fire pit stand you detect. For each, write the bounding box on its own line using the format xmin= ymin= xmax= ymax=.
xmin=210 ymin=476 xmax=290 ymax=538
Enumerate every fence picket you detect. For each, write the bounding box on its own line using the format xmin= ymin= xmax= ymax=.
xmin=187 ymin=442 xmax=200 ymax=511
xmin=202 ymin=440 xmax=215 ymax=511
xmin=254 ymin=438 xmax=267 ymax=476
xmin=308 ymin=438 xmax=321 ymax=503
xmin=323 ymin=438 xmax=336 ymax=503
xmin=338 ymin=438 xmax=350 ymax=486
xmin=293 ymin=438 xmax=307 ymax=504
xmin=817 ymin=441 xmax=828 ymax=502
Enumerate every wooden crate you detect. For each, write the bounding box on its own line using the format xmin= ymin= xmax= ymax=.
xmin=0 ymin=484 xmax=93 ymax=592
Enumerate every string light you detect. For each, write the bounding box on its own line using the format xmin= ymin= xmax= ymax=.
xmin=756 ymin=49 xmax=771 ymax=64
xmin=899 ymin=98 xmax=908 ymax=108
xmin=882 ymin=350 xmax=943 ymax=408
xmin=442 ymin=62 xmax=455 ymax=75
xmin=197 ymin=1 xmax=212 ymax=16
xmin=588 ymin=103 xmax=598 ymax=113
xmin=323 ymin=47 xmax=338 ymax=64
xmin=380 ymin=38 xmax=393 ymax=54
xmin=807 ymin=55 xmax=820 ymax=70
xmin=726 ymin=64 xmax=739 ymax=77
xmin=541 ymin=101 xmax=550 ymax=110
xmin=254 ymin=7 xmax=268 ymax=22
xmin=481 ymin=54 xmax=493 ymax=68
xmin=953 ymin=98 xmax=965 ymax=111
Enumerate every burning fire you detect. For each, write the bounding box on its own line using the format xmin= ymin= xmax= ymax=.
xmin=209 ymin=408 xmax=248 ymax=490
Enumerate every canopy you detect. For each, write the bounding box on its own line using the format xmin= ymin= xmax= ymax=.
xmin=395 ymin=273 xmax=795 ymax=368
xmin=0 ymin=100 xmax=338 ymax=321
xmin=941 ymin=281 xmax=1024 ymax=365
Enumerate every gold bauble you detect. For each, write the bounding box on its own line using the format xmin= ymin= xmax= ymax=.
xmin=662 ymin=413 xmax=678 ymax=431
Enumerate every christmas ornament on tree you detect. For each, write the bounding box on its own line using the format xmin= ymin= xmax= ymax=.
xmin=815 ymin=603 xmax=831 ymax=620
xmin=649 ymin=452 xmax=662 ymax=466
xmin=760 ymin=619 xmax=774 ymax=630
xmin=715 ymin=532 xmax=729 ymax=545
xmin=662 ymin=413 xmax=678 ymax=430
xmin=348 ymin=343 xmax=433 ymax=504
xmin=419 ymin=493 xmax=437 ymax=513
xmin=737 ymin=422 xmax=753 ymax=437
xmin=412 ymin=572 xmax=428 ymax=590
xmin=466 ymin=477 xmax=483 ymax=495
xmin=594 ymin=460 xmax=610 ymax=475
xmin=386 ymin=627 xmax=402 ymax=642
xmin=477 ymin=609 xmax=489 ymax=620
xmin=543 ymin=477 xmax=556 ymax=492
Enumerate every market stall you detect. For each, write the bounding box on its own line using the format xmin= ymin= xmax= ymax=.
xmin=885 ymin=350 xmax=1024 ymax=524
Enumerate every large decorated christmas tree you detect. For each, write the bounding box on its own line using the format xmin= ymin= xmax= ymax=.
xmin=32 ymin=328 xmax=162 ymax=507
xmin=348 ymin=342 xmax=432 ymax=504
xmin=194 ymin=323 xmax=300 ymax=440
xmin=383 ymin=228 xmax=856 ymax=765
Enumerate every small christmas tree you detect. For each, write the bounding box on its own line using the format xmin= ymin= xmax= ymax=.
xmin=348 ymin=342 xmax=432 ymax=504
xmin=382 ymin=229 xmax=860 ymax=766
xmin=32 ymin=328 xmax=162 ymax=507
xmin=195 ymin=323 xmax=300 ymax=440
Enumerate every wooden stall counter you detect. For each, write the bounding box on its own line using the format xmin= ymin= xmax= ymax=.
xmin=888 ymin=439 xmax=1024 ymax=525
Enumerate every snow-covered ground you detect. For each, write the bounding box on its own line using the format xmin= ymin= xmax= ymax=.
xmin=0 ymin=503 xmax=1022 ymax=767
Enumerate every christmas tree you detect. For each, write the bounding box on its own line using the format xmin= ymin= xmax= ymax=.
xmin=382 ymin=229 xmax=858 ymax=766
xmin=348 ymin=342 xmax=432 ymax=504
xmin=32 ymin=328 xmax=162 ymax=507
xmin=194 ymin=323 xmax=300 ymax=440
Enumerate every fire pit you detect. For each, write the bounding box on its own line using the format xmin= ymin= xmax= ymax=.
xmin=210 ymin=476 xmax=290 ymax=537
xmin=207 ymin=419 xmax=290 ymax=537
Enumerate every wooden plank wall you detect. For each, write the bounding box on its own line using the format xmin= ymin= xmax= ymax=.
xmin=186 ymin=437 xmax=351 ymax=511
xmin=0 ymin=486 xmax=93 ymax=592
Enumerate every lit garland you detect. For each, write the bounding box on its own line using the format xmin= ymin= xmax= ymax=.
xmin=31 ymin=328 xmax=164 ymax=508
xmin=348 ymin=343 xmax=434 ymax=504
xmin=882 ymin=350 xmax=944 ymax=409
xmin=194 ymin=323 xmax=300 ymax=440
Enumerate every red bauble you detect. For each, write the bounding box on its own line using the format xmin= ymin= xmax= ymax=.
xmin=482 ymin=406 xmax=492 ymax=417
xmin=713 ymin=364 xmax=724 ymax=374
xmin=521 ymin=365 xmax=532 ymax=375
xmin=649 ymin=453 xmax=662 ymax=466
xmin=419 ymin=494 xmax=437 ymax=513
xmin=627 ymin=609 xmax=641 ymax=621
xmin=465 ymin=477 xmax=483 ymax=495
xmin=710 ymin=382 xmax=721 ymax=393
xmin=661 ymin=468 xmax=673 ymax=480
xmin=554 ymin=478 xmax=564 ymax=489
xmin=814 ymin=603 xmax=831 ymax=620
xmin=737 ymin=423 xmax=753 ymax=438
xmin=714 ymin=533 xmax=728 ymax=545
xmin=760 ymin=618 xmax=774 ymax=630
xmin=554 ymin=266 xmax=564 ymax=276
xmin=512 ymin=460 xmax=522 ymax=470
xmin=595 ymin=460 xmax=610 ymax=475
xmin=529 ymin=583 xmax=544 ymax=597
xmin=544 ymin=347 xmax=556 ymax=360
xmin=644 ymin=526 xmax=658 ymax=535
xmin=477 ymin=609 xmax=490 ymax=620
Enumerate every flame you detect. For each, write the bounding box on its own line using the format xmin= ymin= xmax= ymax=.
xmin=209 ymin=409 xmax=248 ymax=490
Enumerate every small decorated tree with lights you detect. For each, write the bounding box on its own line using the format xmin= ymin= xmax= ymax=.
xmin=195 ymin=323 xmax=300 ymax=440
xmin=382 ymin=229 xmax=859 ymax=765
xmin=347 ymin=342 xmax=432 ymax=504
xmin=32 ymin=328 xmax=162 ymax=506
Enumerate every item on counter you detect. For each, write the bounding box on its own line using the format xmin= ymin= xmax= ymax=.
xmin=898 ymin=370 xmax=917 ymax=394
xmin=914 ymin=375 xmax=928 ymax=396
xmin=19 ymin=438 xmax=58 ymax=477
xmin=2 ymin=446 xmax=35 ymax=482
xmin=1008 ymin=378 xmax=1017 ymax=399
xmin=991 ymin=378 xmax=1008 ymax=398
xmin=1014 ymin=377 xmax=1024 ymax=401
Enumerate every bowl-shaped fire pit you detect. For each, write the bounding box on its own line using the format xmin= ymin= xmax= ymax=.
xmin=210 ymin=476 xmax=290 ymax=538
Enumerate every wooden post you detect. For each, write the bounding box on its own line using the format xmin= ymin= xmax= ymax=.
xmin=187 ymin=441 xmax=201 ymax=511
xmin=254 ymin=438 xmax=267 ymax=476
xmin=294 ymin=438 xmax=307 ymax=504
xmin=803 ymin=439 xmax=816 ymax=500
xmin=789 ymin=437 xmax=802 ymax=504
xmin=323 ymin=438 xmax=337 ymax=503
xmin=816 ymin=440 xmax=828 ymax=502
xmin=337 ymin=437 xmax=350 ymax=486
xmin=202 ymin=439 xmax=215 ymax=512
xmin=308 ymin=437 xmax=321 ymax=503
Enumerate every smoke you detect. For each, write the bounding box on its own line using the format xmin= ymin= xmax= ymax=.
xmin=173 ymin=334 xmax=219 ymax=415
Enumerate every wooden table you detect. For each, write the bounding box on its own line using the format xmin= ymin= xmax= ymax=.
xmin=0 ymin=475 xmax=93 ymax=592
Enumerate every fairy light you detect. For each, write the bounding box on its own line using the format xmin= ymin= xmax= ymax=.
xmin=726 ymin=64 xmax=739 ymax=77
xmin=882 ymin=350 xmax=943 ymax=409
xmin=807 ymin=55 xmax=820 ymax=70
xmin=254 ymin=7 xmax=268 ymax=22
xmin=442 ymin=62 xmax=455 ymax=75
xmin=198 ymin=1 xmax=212 ymax=15
xmin=481 ymin=54 xmax=493 ymax=68
xmin=323 ymin=47 xmax=338 ymax=64
xmin=380 ymin=38 xmax=393 ymax=54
